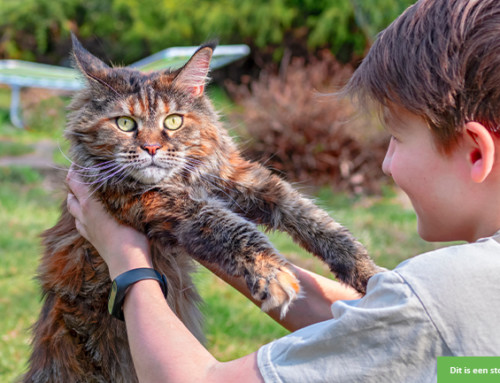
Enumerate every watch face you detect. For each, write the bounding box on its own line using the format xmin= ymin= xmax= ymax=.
xmin=108 ymin=281 xmax=118 ymax=315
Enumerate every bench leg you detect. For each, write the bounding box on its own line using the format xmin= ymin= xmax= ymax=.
xmin=9 ymin=85 xmax=24 ymax=129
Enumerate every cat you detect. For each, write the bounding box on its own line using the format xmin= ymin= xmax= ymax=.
xmin=22 ymin=35 xmax=382 ymax=382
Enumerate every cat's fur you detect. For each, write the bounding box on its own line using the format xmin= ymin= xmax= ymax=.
xmin=23 ymin=36 xmax=382 ymax=382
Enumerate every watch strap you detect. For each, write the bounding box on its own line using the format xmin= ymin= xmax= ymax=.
xmin=108 ymin=268 xmax=168 ymax=321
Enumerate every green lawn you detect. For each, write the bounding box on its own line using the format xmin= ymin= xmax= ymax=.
xmin=0 ymin=164 xmax=445 ymax=382
xmin=0 ymin=88 xmax=447 ymax=382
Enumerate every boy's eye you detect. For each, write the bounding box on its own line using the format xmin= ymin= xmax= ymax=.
xmin=116 ymin=116 xmax=137 ymax=132
xmin=164 ymin=114 xmax=183 ymax=131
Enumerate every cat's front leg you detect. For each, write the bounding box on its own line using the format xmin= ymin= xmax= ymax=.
xmin=175 ymin=198 xmax=301 ymax=317
xmin=226 ymin=164 xmax=383 ymax=294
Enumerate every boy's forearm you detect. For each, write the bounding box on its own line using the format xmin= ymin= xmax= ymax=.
xmin=201 ymin=261 xmax=361 ymax=332
xmin=278 ymin=266 xmax=362 ymax=330
xmin=123 ymin=279 xmax=263 ymax=382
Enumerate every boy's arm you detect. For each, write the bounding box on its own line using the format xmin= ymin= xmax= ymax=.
xmin=201 ymin=260 xmax=361 ymax=331
xmin=123 ymin=279 xmax=264 ymax=383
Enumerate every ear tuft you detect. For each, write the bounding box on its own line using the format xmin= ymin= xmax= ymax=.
xmin=173 ymin=42 xmax=217 ymax=97
xmin=71 ymin=33 xmax=110 ymax=78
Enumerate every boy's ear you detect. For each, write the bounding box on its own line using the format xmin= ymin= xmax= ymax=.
xmin=465 ymin=122 xmax=495 ymax=183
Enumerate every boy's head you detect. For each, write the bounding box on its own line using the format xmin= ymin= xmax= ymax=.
xmin=346 ymin=0 xmax=500 ymax=152
xmin=346 ymin=0 xmax=500 ymax=242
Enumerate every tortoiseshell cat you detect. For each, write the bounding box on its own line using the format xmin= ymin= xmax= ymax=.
xmin=23 ymin=35 xmax=382 ymax=382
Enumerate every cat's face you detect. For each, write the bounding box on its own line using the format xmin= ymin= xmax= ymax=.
xmin=67 ymin=36 xmax=222 ymax=185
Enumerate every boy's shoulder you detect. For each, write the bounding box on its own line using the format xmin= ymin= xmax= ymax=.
xmin=395 ymin=232 xmax=500 ymax=281
xmin=395 ymin=232 xmax=500 ymax=276
xmin=393 ymin=232 xmax=500 ymax=356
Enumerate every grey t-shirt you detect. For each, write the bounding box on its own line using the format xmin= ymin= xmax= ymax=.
xmin=257 ymin=232 xmax=500 ymax=382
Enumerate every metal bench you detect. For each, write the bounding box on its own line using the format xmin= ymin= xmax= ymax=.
xmin=0 ymin=44 xmax=250 ymax=128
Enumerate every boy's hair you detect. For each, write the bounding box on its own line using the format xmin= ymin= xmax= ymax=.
xmin=345 ymin=0 xmax=500 ymax=150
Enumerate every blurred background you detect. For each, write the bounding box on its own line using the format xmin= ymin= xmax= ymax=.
xmin=0 ymin=1 xmax=447 ymax=381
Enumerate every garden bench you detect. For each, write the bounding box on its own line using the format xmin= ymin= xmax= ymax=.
xmin=0 ymin=44 xmax=250 ymax=128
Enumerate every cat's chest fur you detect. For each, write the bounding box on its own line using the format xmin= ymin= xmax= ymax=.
xmin=101 ymin=175 xmax=239 ymax=229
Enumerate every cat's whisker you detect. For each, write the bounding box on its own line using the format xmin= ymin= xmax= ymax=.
xmin=72 ymin=165 xmax=121 ymax=181
xmin=97 ymin=164 xmax=133 ymax=184
xmin=60 ymin=153 xmax=116 ymax=172
xmin=55 ymin=144 xmax=77 ymax=167
xmin=69 ymin=163 xmax=127 ymax=185
xmin=47 ymin=164 xmax=71 ymax=173
xmin=111 ymin=165 xmax=135 ymax=186
xmin=86 ymin=167 xmax=131 ymax=199
xmin=82 ymin=162 xmax=132 ymax=190
xmin=54 ymin=143 xmax=114 ymax=172
xmin=89 ymin=162 xmax=128 ymax=178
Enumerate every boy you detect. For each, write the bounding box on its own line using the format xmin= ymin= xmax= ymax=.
xmin=66 ymin=0 xmax=500 ymax=381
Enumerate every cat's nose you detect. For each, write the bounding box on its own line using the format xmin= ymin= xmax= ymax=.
xmin=141 ymin=143 xmax=162 ymax=156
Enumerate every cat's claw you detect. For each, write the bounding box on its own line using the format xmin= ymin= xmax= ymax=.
xmin=246 ymin=262 xmax=301 ymax=319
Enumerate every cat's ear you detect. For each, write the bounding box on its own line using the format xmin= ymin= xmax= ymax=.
xmin=173 ymin=41 xmax=216 ymax=97
xmin=71 ymin=33 xmax=113 ymax=88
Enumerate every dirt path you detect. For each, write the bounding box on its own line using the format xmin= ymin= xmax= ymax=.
xmin=0 ymin=139 xmax=59 ymax=168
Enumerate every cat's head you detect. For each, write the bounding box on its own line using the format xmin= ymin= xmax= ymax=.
xmin=66 ymin=35 xmax=230 ymax=186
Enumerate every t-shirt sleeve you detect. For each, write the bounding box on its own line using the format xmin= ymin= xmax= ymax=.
xmin=257 ymin=271 xmax=448 ymax=383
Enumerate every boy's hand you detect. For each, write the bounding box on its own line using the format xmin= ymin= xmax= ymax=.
xmin=66 ymin=167 xmax=152 ymax=279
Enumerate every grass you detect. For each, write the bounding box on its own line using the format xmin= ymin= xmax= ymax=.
xmin=0 ymin=86 xmax=449 ymax=382
xmin=0 ymin=167 xmax=61 ymax=382
xmin=0 ymin=163 xmax=445 ymax=381
xmin=0 ymin=140 xmax=34 ymax=157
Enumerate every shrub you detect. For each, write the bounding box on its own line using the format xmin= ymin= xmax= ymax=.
xmin=0 ymin=0 xmax=415 ymax=65
xmin=226 ymin=51 xmax=388 ymax=194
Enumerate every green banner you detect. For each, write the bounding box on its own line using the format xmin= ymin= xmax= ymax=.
xmin=438 ymin=357 xmax=500 ymax=382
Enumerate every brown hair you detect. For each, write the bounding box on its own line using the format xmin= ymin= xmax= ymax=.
xmin=345 ymin=0 xmax=500 ymax=150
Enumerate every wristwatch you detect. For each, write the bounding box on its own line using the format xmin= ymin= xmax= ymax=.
xmin=108 ymin=268 xmax=168 ymax=321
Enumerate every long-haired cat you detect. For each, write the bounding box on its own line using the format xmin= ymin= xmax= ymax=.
xmin=23 ymin=35 xmax=381 ymax=382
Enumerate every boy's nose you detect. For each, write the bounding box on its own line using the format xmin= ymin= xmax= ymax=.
xmin=382 ymin=138 xmax=395 ymax=176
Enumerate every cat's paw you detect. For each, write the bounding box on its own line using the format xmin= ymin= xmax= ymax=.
xmin=244 ymin=258 xmax=301 ymax=319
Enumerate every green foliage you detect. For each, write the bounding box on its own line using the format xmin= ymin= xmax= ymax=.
xmin=1 ymin=0 xmax=83 ymax=60
xmin=352 ymin=0 xmax=415 ymax=42
xmin=1 ymin=0 xmax=416 ymax=64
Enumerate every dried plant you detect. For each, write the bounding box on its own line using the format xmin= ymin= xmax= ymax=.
xmin=227 ymin=50 xmax=388 ymax=194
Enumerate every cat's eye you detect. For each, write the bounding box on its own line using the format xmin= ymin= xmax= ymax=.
xmin=116 ymin=116 xmax=137 ymax=132
xmin=164 ymin=114 xmax=183 ymax=131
